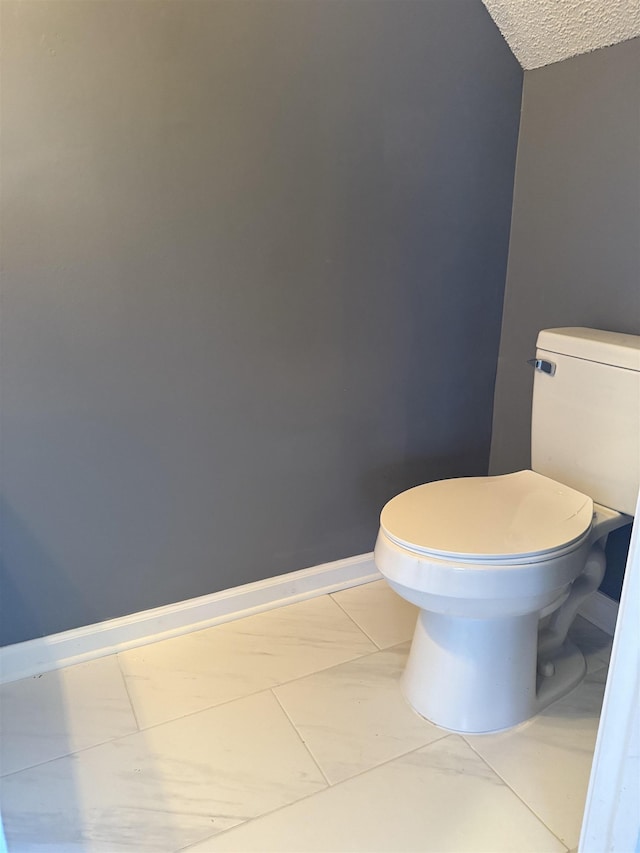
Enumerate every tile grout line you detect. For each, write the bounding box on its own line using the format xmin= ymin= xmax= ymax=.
xmin=0 ymin=654 xmax=144 ymax=780
xmin=0 ymin=588 xmax=412 ymax=783
xmin=269 ymin=687 xmax=332 ymax=788
xmin=119 ymin=643 xmax=382 ymax=732
xmin=463 ymin=735 xmax=572 ymax=851
xmin=0 ymin=729 xmax=140 ymax=782
xmin=107 ymin=589 xmax=388 ymax=737
xmin=173 ymin=732 xmax=456 ymax=853
xmin=459 ymin=648 xmax=609 ymax=852
xmin=0 ymin=638 xmax=394 ymax=780
xmin=329 ymin=592 xmax=385 ymax=650
xmin=115 ymin=651 xmax=142 ymax=733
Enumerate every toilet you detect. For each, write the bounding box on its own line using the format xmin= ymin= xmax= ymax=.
xmin=374 ymin=328 xmax=640 ymax=734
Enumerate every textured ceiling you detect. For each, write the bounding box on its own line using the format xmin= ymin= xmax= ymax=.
xmin=482 ymin=0 xmax=640 ymax=69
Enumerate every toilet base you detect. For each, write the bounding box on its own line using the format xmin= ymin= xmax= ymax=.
xmin=401 ymin=609 xmax=586 ymax=734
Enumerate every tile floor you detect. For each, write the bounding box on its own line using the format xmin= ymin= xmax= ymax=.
xmin=0 ymin=581 xmax=612 ymax=853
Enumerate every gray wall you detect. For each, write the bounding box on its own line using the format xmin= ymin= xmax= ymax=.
xmin=1 ymin=0 xmax=521 ymax=646
xmin=490 ymin=38 xmax=640 ymax=474
xmin=490 ymin=38 xmax=640 ymax=599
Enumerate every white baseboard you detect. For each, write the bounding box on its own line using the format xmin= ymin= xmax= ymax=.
xmin=1 ymin=557 xmax=616 ymax=685
xmin=0 ymin=553 xmax=381 ymax=685
xmin=579 ymin=590 xmax=619 ymax=636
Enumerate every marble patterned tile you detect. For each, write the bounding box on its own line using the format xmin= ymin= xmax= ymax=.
xmin=183 ymin=735 xmax=566 ymax=852
xmin=567 ymin=615 xmax=612 ymax=673
xmin=0 ymin=655 xmax=138 ymax=776
xmin=274 ymin=643 xmax=446 ymax=783
xmin=466 ymin=668 xmax=608 ymax=849
xmin=1 ymin=690 xmax=327 ymax=853
xmin=331 ymin=579 xmax=418 ymax=648
xmin=118 ymin=595 xmax=376 ymax=728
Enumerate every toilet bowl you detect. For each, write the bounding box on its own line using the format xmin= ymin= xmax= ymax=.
xmin=375 ymin=470 xmax=621 ymax=733
xmin=374 ymin=328 xmax=640 ymax=734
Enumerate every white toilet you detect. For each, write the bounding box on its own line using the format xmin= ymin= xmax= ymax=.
xmin=374 ymin=328 xmax=640 ymax=734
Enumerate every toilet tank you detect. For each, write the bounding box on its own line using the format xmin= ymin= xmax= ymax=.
xmin=531 ymin=328 xmax=640 ymax=516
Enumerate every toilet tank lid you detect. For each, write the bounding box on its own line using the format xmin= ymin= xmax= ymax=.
xmin=537 ymin=328 xmax=640 ymax=371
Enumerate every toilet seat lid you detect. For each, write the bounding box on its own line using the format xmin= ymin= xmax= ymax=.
xmin=380 ymin=470 xmax=593 ymax=561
